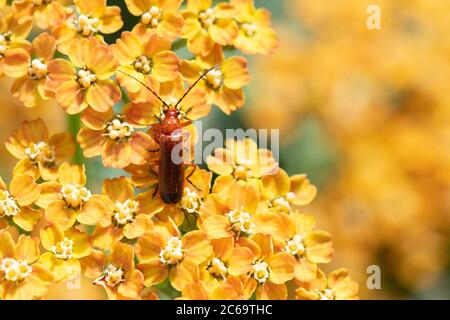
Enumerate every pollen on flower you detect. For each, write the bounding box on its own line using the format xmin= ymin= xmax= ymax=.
xmin=106 ymin=118 xmax=134 ymax=141
xmin=0 ymin=190 xmax=21 ymax=217
xmin=113 ymin=199 xmax=139 ymax=226
xmin=60 ymin=184 xmax=92 ymax=208
xmin=0 ymin=258 xmax=32 ymax=282
xmin=141 ymin=6 xmax=162 ymax=28
xmin=241 ymin=23 xmax=257 ymax=37
xmin=252 ymin=260 xmax=270 ymax=284
xmin=69 ymin=14 xmax=102 ymax=37
xmin=28 ymin=58 xmax=48 ymax=80
xmin=94 ymin=264 xmax=125 ymax=288
xmin=180 ymin=189 xmax=201 ymax=214
xmin=204 ymin=69 xmax=223 ymax=90
xmin=318 ymin=288 xmax=336 ymax=300
xmin=226 ymin=208 xmax=255 ymax=235
xmin=208 ymin=257 xmax=228 ymax=279
xmin=271 ymin=196 xmax=291 ymax=212
xmin=77 ymin=68 xmax=97 ymax=88
xmin=52 ymin=237 xmax=74 ymax=260
xmin=284 ymin=235 xmax=305 ymax=256
xmin=133 ymin=55 xmax=153 ymax=74
xmin=159 ymin=237 xmax=184 ymax=265
xmin=24 ymin=141 xmax=55 ymax=163
xmin=233 ymin=162 xmax=253 ymax=180
xmin=198 ymin=8 xmax=215 ymax=29
xmin=0 ymin=32 xmax=12 ymax=57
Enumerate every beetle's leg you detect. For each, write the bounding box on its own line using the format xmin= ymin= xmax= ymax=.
xmin=148 ymin=148 xmax=160 ymax=153
xmin=180 ymin=119 xmax=193 ymax=127
xmin=152 ymin=184 xmax=159 ymax=198
xmin=184 ymin=164 xmax=202 ymax=192
xmin=150 ymin=123 xmax=162 ymax=143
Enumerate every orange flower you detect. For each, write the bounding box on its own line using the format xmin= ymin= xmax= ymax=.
xmin=52 ymin=0 xmax=123 ymax=54
xmin=38 ymin=225 xmax=92 ymax=282
xmin=230 ymin=0 xmax=278 ymax=55
xmin=125 ymin=0 xmax=184 ymax=41
xmin=88 ymin=176 xmax=163 ymax=249
xmin=2 ymin=33 xmax=56 ymax=107
xmin=266 ymin=213 xmax=333 ymax=282
xmin=112 ymin=31 xmax=180 ymax=103
xmin=36 ymin=163 xmax=108 ymax=231
xmin=181 ymin=45 xmax=251 ymax=115
xmin=77 ymin=107 xmax=157 ymax=168
xmin=136 ymin=218 xmax=212 ymax=291
xmin=0 ymin=12 xmax=32 ymax=77
xmin=0 ymin=174 xmax=41 ymax=232
xmin=13 ymin=0 xmax=67 ymax=30
xmin=5 ymin=118 xmax=75 ymax=181
xmin=81 ymin=242 xmax=144 ymax=299
xmin=295 ymin=268 xmax=359 ymax=300
xmin=181 ymin=0 xmax=238 ymax=57
xmin=0 ymin=231 xmax=54 ymax=299
xmin=236 ymin=234 xmax=296 ymax=300
xmin=47 ymin=37 xmax=121 ymax=114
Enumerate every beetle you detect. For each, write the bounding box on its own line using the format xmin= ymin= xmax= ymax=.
xmin=118 ymin=65 xmax=220 ymax=204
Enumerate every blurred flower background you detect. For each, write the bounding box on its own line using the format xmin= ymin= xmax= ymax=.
xmin=0 ymin=0 xmax=449 ymax=299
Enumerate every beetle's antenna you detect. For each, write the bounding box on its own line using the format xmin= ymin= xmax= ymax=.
xmin=174 ymin=64 xmax=222 ymax=109
xmin=117 ymin=70 xmax=169 ymax=109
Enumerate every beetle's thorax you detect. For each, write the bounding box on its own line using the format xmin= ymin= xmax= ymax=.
xmin=161 ymin=108 xmax=181 ymax=135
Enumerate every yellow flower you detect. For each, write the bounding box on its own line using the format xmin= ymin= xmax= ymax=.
xmin=5 ymin=118 xmax=75 ymax=181
xmin=136 ymin=218 xmax=212 ymax=291
xmin=181 ymin=0 xmax=238 ymax=57
xmin=52 ymin=0 xmax=123 ymax=54
xmin=181 ymin=279 xmax=239 ymax=300
xmin=266 ymin=213 xmax=333 ymax=282
xmin=88 ymin=176 xmax=163 ymax=249
xmin=295 ymin=268 xmax=359 ymax=300
xmin=112 ymin=31 xmax=180 ymax=103
xmin=13 ymin=0 xmax=67 ymax=30
xmin=0 ymin=12 xmax=32 ymax=77
xmin=81 ymin=242 xmax=144 ymax=299
xmin=39 ymin=225 xmax=91 ymax=282
xmin=0 ymin=174 xmax=41 ymax=232
xmin=125 ymin=0 xmax=184 ymax=41
xmin=236 ymin=234 xmax=296 ymax=300
xmin=180 ymin=45 xmax=251 ymax=115
xmin=77 ymin=107 xmax=157 ymax=168
xmin=36 ymin=163 xmax=107 ymax=231
xmin=2 ymin=33 xmax=57 ymax=107
xmin=261 ymin=168 xmax=317 ymax=213
xmin=0 ymin=231 xmax=54 ymax=299
xmin=230 ymin=0 xmax=278 ymax=55
xmin=206 ymin=138 xmax=278 ymax=194
xmin=47 ymin=37 xmax=121 ymax=114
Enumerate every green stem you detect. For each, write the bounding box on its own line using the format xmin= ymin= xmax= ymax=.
xmin=171 ymin=39 xmax=187 ymax=52
xmin=67 ymin=114 xmax=83 ymax=164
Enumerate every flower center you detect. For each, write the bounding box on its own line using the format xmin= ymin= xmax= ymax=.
xmin=77 ymin=68 xmax=96 ymax=88
xmin=0 ymin=190 xmax=21 ymax=217
xmin=159 ymin=237 xmax=183 ymax=265
xmin=133 ymin=55 xmax=153 ymax=74
xmin=180 ymin=189 xmax=201 ymax=214
xmin=284 ymin=234 xmax=305 ymax=256
xmin=241 ymin=23 xmax=257 ymax=37
xmin=60 ymin=184 xmax=92 ymax=208
xmin=226 ymin=208 xmax=254 ymax=235
xmin=113 ymin=199 xmax=139 ymax=226
xmin=0 ymin=258 xmax=32 ymax=282
xmin=0 ymin=32 xmax=12 ymax=57
xmin=106 ymin=118 xmax=134 ymax=141
xmin=271 ymin=196 xmax=291 ymax=212
xmin=32 ymin=0 xmax=53 ymax=7
xmin=70 ymin=14 xmax=102 ymax=37
xmin=25 ymin=141 xmax=55 ymax=163
xmin=318 ymin=288 xmax=336 ymax=300
xmin=198 ymin=8 xmax=215 ymax=28
xmin=252 ymin=260 xmax=270 ymax=284
xmin=94 ymin=264 xmax=125 ymax=288
xmin=204 ymin=68 xmax=223 ymax=90
xmin=233 ymin=162 xmax=253 ymax=180
xmin=28 ymin=58 xmax=48 ymax=80
xmin=208 ymin=257 xmax=228 ymax=279
xmin=52 ymin=237 xmax=74 ymax=260
xmin=141 ymin=6 xmax=162 ymax=28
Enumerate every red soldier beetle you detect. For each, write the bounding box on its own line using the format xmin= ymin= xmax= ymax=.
xmin=118 ymin=65 xmax=220 ymax=204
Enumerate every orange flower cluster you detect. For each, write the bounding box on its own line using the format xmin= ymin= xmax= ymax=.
xmin=0 ymin=0 xmax=358 ymax=300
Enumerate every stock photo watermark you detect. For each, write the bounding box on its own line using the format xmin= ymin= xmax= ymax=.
xmin=367 ymin=5 xmax=382 ymax=30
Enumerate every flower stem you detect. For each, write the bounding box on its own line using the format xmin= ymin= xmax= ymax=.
xmin=67 ymin=114 xmax=83 ymax=164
